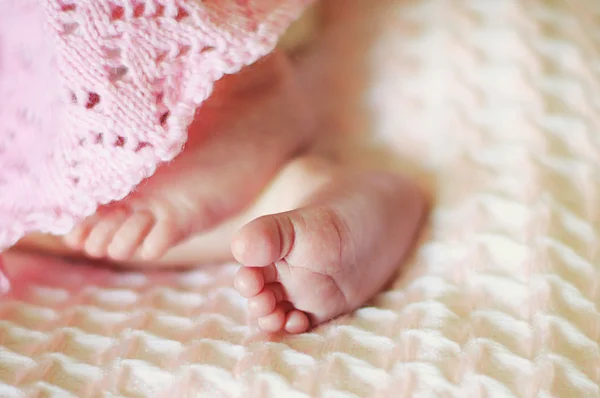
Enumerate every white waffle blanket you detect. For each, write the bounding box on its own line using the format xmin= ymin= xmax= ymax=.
xmin=1 ymin=1 xmax=600 ymax=396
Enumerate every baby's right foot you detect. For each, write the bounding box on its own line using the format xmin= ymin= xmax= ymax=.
xmin=232 ymin=157 xmax=427 ymax=333
xmin=63 ymin=51 xmax=314 ymax=262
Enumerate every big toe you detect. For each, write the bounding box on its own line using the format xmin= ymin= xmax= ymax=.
xmin=231 ymin=215 xmax=294 ymax=266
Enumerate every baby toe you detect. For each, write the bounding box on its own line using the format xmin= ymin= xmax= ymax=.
xmin=234 ymin=267 xmax=265 ymax=298
xmin=248 ymin=283 xmax=285 ymax=318
xmin=248 ymin=289 xmax=277 ymax=318
xmin=84 ymin=210 xmax=128 ymax=258
xmin=137 ymin=218 xmax=181 ymax=261
xmin=257 ymin=302 xmax=287 ymax=333
xmin=285 ymin=310 xmax=310 ymax=334
xmin=64 ymin=213 xmax=101 ymax=250
xmin=232 ymin=214 xmax=294 ymax=267
xmin=107 ymin=211 xmax=154 ymax=261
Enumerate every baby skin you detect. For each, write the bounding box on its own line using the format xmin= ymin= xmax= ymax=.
xmin=63 ymin=51 xmax=314 ymax=261
xmin=231 ymin=157 xmax=426 ymax=333
xmin=53 ymin=50 xmax=427 ymax=333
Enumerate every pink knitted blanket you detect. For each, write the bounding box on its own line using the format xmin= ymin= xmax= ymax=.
xmin=0 ymin=0 xmax=309 ymax=253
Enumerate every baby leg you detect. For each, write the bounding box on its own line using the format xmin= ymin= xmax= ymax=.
xmin=62 ymin=50 xmax=315 ymax=262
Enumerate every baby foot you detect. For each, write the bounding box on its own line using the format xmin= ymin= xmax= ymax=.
xmin=63 ymin=51 xmax=314 ymax=262
xmin=232 ymin=157 xmax=427 ymax=333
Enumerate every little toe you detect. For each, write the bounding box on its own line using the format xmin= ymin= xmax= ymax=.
xmin=84 ymin=211 xmax=128 ymax=258
xmin=107 ymin=211 xmax=154 ymax=261
xmin=257 ymin=302 xmax=287 ymax=333
xmin=285 ymin=310 xmax=310 ymax=334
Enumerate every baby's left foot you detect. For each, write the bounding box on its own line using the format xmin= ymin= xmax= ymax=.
xmin=62 ymin=51 xmax=313 ymax=262
xmin=232 ymin=157 xmax=427 ymax=333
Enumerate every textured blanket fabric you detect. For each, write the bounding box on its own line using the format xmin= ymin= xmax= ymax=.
xmin=0 ymin=0 xmax=309 ymax=251
xmin=1 ymin=0 xmax=600 ymax=396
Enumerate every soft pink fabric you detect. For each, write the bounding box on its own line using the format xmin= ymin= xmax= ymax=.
xmin=0 ymin=0 xmax=309 ymax=251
